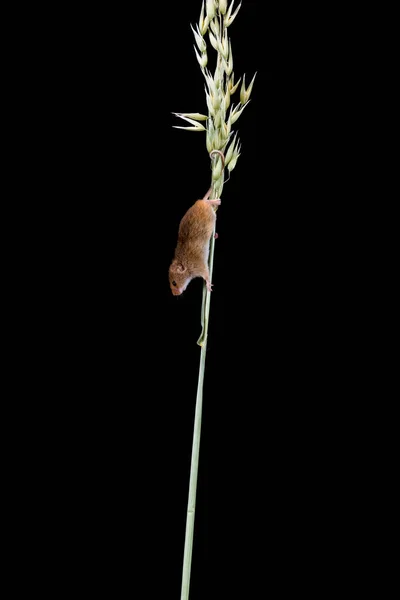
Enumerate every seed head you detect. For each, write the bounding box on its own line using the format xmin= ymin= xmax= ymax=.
xmin=194 ymin=45 xmax=208 ymax=69
xmin=191 ymin=24 xmax=207 ymax=53
xmin=224 ymin=1 xmax=242 ymax=27
xmin=240 ymin=72 xmax=257 ymax=104
xmin=224 ymin=131 xmax=238 ymax=166
xmin=199 ymin=1 xmax=210 ymax=35
xmin=219 ymin=0 xmax=228 ymax=15
xmin=206 ymin=0 xmax=216 ymax=21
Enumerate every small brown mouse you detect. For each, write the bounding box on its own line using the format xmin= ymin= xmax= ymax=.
xmin=169 ymin=151 xmax=224 ymax=296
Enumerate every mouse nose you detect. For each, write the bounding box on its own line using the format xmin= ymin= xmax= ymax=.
xmin=172 ymin=288 xmax=182 ymax=296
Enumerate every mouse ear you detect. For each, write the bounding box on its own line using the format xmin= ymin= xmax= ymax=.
xmin=177 ymin=263 xmax=186 ymax=273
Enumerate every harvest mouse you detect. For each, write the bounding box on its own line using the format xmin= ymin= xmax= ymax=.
xmin=169 ymin=151 xmax=224 ymax=296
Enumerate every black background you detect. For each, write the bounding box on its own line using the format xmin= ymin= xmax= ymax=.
xmin=19 ymin=1 xmax=373 ymax=598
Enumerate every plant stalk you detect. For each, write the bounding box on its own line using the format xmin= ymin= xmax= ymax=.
xmin=179 ymin=0 xmax=254 ymax=593
xmin=180 ymin=337 xmax=207 ymax=600
xmin=180 ymin=186 xmax=219 ymax=600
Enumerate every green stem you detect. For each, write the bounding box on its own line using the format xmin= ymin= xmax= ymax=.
xmin=180 ymin=339 xmax=206 ymax=600
xmin=181 ymin=177 xmax=221 ymax=600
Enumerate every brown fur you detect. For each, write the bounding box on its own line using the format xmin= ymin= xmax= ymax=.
xmin=169 ymin=198 xmax=219 ymax=295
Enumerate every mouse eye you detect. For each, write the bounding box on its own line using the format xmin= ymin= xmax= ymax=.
xmin=172 ymin=280 xmax=177 ymax=287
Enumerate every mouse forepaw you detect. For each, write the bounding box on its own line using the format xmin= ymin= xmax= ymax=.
xmin=208 ymin=198 xmax=221 ymax=206
xmin=206 ymin=280 xmax=213 ymax=292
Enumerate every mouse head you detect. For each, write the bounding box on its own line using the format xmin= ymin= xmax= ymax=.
xmin=169 ymin=261 xmax=191 ymax=296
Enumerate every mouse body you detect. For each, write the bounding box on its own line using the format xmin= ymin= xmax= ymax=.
xmin=169 ymin=194 xmax=221 ymax=296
